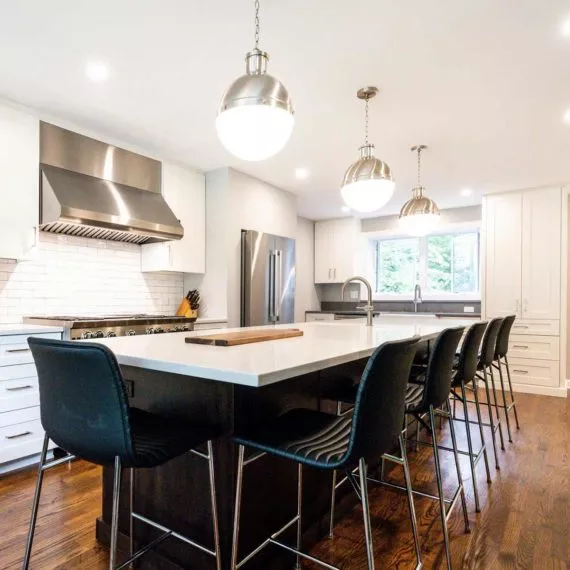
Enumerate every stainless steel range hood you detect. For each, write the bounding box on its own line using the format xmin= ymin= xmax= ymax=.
xmin=39 ymin=122 xmax=184 ymax=244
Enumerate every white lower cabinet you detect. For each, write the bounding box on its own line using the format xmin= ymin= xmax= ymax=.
xmin=508 ymin=335 xmax=559 ymax=361
xmin=507 ymin=358 xmax=559 ymax=387
xmin=0 ymin=331 xmax=62 ymax=471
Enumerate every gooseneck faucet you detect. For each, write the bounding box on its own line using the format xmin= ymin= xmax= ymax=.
xmin=341 ymin=276 xmax=374 ymax=326
xmin=413 ymin=283 xmax=422 ymax=313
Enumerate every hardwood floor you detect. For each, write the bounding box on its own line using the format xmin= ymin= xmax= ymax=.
xmin=0 ymin=392 xmax=568 ymax=569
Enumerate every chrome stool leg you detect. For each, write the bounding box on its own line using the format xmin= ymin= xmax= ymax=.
xmin=488 ymin=366 xmax=505 ymax=450
xmin=110 ymin=456 xmax=122 ymax=570
xmin=231 ymin=445 xmax=245 ymax=570
xmin=207 ymin=441 xmax=222 ymax=570
xmin=481 ymin=369 xmax=501 ymax=470
xmin=429 ymin=406 xmax=452 ymax=570
xmin=504 ymin=356 xmax=521 ymax=429
xmin=358 ymin=459 xmax=375 ymax=570
xmin=129 ymin=468 xmax=135 ymax=569
xmin=460 ymin=382 xmax=481 ymax=511
xmin=295 ymin=464 xmax=303 ymax=570
xmin=328 ymin=470 xmax=337 ymax=538
xmin=23 ymin=434 xmax=50 ymax=570
xmin=496 ymin=359 xmax=513 ymax=442
xmin=472 ymin=376 xmax=492 ymax=482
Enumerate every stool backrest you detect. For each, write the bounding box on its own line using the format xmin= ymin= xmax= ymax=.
xmin=480 ymin=318 xmax=503 ymax=367
xmin=495 ymin=315 xmax=516 ymax=359
xmin=453 ymin=321 xmax=488 ymax=386
xmin=417 ymin=327 xmax=465 ymax=410
xmin=346 ymin=337 xmax=419 ymax=463
xmin=28 ymin=337 xmax=136 ymax=466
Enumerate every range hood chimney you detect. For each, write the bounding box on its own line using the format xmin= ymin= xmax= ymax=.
xmin=39 ymin=122 xmax=184 ymax=244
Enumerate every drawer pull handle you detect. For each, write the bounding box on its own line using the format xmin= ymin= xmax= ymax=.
xmin=6 ymin=385 xmax=33 ymax=392
xmin=513 ymin=325 xmax=529 ymax=329
xmin=5 ymin=431 xmax=32 ymax=440
xmin=5 ymin=348 xmax=31 ymax=354
xmin=513 ymin=345 xmax=529 ymax=349
xmin=513 ymin=369 xmax=529 ymax=374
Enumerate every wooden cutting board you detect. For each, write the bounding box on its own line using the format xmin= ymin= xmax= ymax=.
xmin=185 ymin=328 xmax=304 ymax=346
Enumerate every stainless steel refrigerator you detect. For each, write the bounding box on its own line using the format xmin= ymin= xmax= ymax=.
xmin=241 ymin=230 xmax=296 ymax=326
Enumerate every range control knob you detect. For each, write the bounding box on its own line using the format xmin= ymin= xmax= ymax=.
xmin=154 ymin=327 xmax=164 ymax=334
xmin=106 ymin=331 xmax=117 ymax=338
xmin=94 ymin=330 xmax=105 ymax=339
xmin=81 ymin=331 xmax=94 ymax=339
xmin=126 ymin=330 xmax=136 ymax=336
xmin=147 ymin=328 xmax=157 ymax=334
xmin=167 ymin=327 xmax=177 ymax=333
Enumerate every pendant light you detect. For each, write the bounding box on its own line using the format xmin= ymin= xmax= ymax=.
xmin=399 ymin=145 xmax=440 ymax=236
xmin=341 ymin=86 xmax=395 ymax=213
xmin=216 ymin=0 xmax=294 ymax=162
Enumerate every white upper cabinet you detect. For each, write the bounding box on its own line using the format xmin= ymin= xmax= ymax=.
xmin=484 ymin=187 xmax=561 ymax=320
xmin=0 ymin=105 xmax=39 ymax=260
xmin=142 ymin=163 xmax=205 ymax=273
xmin=314 ymin=218 xmax=360 ymax=283
xmin=520 ymin=187 xmax=561 ymax=320
xmin=484 ymin=192 xmax=522 ymax=317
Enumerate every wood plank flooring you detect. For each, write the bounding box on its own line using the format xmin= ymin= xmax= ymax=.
xmin=0 ymin=392 xmax=568 ymax=569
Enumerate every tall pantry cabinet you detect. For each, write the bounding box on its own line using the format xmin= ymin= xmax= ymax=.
xmin=483 ymin=186 xmax=565 ymax=393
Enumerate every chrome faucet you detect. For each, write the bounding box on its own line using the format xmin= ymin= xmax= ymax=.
xmin=413 ymin=283 xmax=422 ymax=313
xmin=341 ymin=276 xmax=374 ymax=326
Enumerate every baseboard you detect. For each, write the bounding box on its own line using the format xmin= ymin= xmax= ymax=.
xmin=0 ymin=450 xmax=54 ymax=476
xmin=511 ymin=383 xmax=568 ymax=398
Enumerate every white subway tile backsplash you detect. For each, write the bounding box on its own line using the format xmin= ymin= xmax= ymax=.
xmin=0 ymin=233 xmax=184 ymax=323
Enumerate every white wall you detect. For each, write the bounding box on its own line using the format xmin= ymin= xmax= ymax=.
xmin=0 ymin=233 xmax=183 ymax=323
xmin=184 ymin=168 xmax=317 ymax=326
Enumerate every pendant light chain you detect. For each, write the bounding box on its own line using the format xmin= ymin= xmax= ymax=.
xmin=254 ymin=0 xmax=261 ymax=48
xmin=417 ymin=146 xmax=422 ymax=186
xmin=364 ymin=97 xmax=369 ymax=146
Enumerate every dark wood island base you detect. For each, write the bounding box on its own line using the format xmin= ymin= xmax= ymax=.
xmin=96 ymin=362 xmax=366 ymax=570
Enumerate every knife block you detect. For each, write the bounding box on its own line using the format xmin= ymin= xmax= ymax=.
xmin=176 ymin=299 xmax=198 ymax=319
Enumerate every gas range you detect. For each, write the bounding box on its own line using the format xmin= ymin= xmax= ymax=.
xmin=23 ymin=314 xmax=196 ymax=340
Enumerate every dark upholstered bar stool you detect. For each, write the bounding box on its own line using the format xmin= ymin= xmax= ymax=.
xmin=393 ymin=327 xmax=469 ymax=570
xmin=24 ymin=338 xmax=221 ymax=570
xmin=474 ymin=318 xmax=505 ymax=469
xmin=448 ymin=321 xmax=491 ymax=513
xmin=231 ymin=338 xmax=422 ymax=570
xmin=492 ymin=315 xmax=520 ymax=442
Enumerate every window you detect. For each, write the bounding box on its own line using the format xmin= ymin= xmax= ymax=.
xmin=372 ymin=231 xmax=480 ymax=298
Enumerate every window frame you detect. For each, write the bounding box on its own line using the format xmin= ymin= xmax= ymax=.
xmin=363 ymin=221 xmax=482 ymax=302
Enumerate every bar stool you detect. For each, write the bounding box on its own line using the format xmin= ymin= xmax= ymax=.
xmin=492 ymin=315 xmax=520 ymax=442
xmin=24 ymin=338 xmax=221 ymax=570
xmin=474 ymin=318 xmax=506 ymax=469
xmin=231 ymin=337 xmax=422 ymax=570
xmin=393 ymin=327 xmax=469 ymax=570
xmin=448 ymin=321 xmax=491 ymax=512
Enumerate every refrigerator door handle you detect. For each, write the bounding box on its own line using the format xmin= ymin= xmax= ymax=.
xmin=274 ymin=250 xmax=282 ymax=321
xmin=268 ymin=251 xmax=275 ymax=322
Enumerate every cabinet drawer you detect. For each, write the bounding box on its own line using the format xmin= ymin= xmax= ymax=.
xmin=0 ymin=363 xmax=37 ymax=381
xmin=508 ymin=335 xmax=559 ymax=361
xmin=306 ymin=313 xmax=335 ymax=322
xmin=0 ymin=419 xmax=54 ymax=464
xmin=507 ymin=358 xmax=559 ymax=387
xmin=0 ymin=406 xmax=41 ymax=428
xmin=510 ymin=320 xmax=559 ymax=336
xmin=0 ymin=377 xmax=39 ymax=412
xmin=0 ymin=332 xmax=61 ymax=346
xmin=0 ymin=343 xmax=34 ymax=365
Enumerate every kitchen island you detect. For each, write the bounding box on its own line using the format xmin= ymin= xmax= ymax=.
xmin=93 ymin=319 xmax=475 ymax=569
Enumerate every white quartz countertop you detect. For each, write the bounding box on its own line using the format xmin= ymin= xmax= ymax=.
xmin=0 ymin=324 xmax=63 ymax=336
xmin=93 ymin=319 xmax=476 ymax=388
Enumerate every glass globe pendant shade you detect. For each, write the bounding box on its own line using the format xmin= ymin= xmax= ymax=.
xmin=399 ymin=186 xmax=441 ymax=236
xmin=341 ymin=144 xmax=395 ymax=213
xmin=217 ymin=49 xmax=294 ymax=162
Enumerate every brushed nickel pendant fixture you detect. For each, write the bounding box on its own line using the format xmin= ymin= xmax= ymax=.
xmin=399 ymin=145 xmax=440 ymax=236
xmin=340 ymin=86 xmax=395 ymax=213
xmin=216 ymin=0 xmax=294 ymax=162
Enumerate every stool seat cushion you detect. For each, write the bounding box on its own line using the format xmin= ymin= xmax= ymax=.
xmin=405 ymin=383 xmax=425 ymax=410
xmin=128 ymin=408 xmax=216 ymax=469
xmin=234 ymin=409 xmax=353 ymax=470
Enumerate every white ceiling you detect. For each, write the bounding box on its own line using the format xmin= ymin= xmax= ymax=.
xmin=1 ymin=0 xmax=569 ymax=220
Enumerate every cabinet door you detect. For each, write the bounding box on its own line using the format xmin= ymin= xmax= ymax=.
xmin=314 ymin=220 xmax=334 ymax=283
xmin=0 ymin=106 xmax=39 ymax=260
xmin=331 ymin=218 xmax=358 ymax=283
xmin=141 ymin=163 xmax=206 ymax=273
xmin=521 ymin=187 xmax=561 ymax=320
xmin=484 ymin=193 xmax=522 ymax=318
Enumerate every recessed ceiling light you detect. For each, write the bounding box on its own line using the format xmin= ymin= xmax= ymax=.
xmin=85 ymin=61 xmax=110 ymax=82
xmin=295 ymin=167 xmax=310 ymax=180
xmin=341 ymin=205 xmax=351 ymax=213
xmin=460 ymin=188 xmax=473 ymax=197
xmin=561 ymin=18 xmax=570 ymax=37
xmin=563 ymin=109 xmax=570 ymax=125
